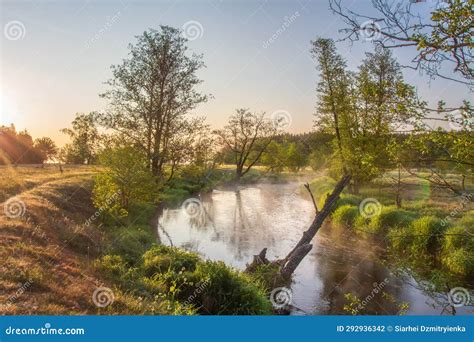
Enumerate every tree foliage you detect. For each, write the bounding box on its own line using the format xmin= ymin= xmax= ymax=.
xmin=60 ymin=113 xmax=100 ymax=164
xmin=99 ymin=26 xmax=209 ymax=178
xmin=330 ymin=0 xmax=473 ymax=86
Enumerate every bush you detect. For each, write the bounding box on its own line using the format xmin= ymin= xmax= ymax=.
xmin=332 ymin=205 xmax=359 ymax=226
xmin=410 ymin=216 xmax=446 ymax=254
xmin=441 ymin=225 xmax=474 ymax=276
xmin=188 ymin=260 xmax=272 ymax=315
xmin=318 ymin=192 xmax=361 ymax=212
xmin=388 ymin=227 xmax=413 ymax=252
xmin=249 ymin=263 xmax=284 ymax=291
xmin=93 ymin=145 xmax=156 ymax=217
xmin=141 ymin=246 xmax=272 ymax=315
xmin=441 ymin=248 xmax=474 ymax=277
xmin=443 ymin=225 xmax=474 ymax=251
xmin=367 ymin=207 xmax=418 ymax=234
xmin=143 ymin=245 xmax=200 ymax=276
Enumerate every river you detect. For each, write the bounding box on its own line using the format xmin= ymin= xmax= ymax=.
xmin=156 ymin=181 xmax=469 ymax=315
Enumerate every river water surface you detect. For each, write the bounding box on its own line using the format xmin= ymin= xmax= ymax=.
xmin=156 ymin=181 xmax=468 ymax=315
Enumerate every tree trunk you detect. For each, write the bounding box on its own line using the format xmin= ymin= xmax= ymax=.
xmin=246 ymin=174 xmax=352 ymax=279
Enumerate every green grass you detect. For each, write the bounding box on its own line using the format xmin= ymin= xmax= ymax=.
xmin=96 ymin=245 xmax=273 ymax=315
xmin=366 ymin=206 xmax=418 ymax=234
xmin=409 ymin=216 xmax=447 ymax=254
xmin=332 ymin=205 xmax=359 ymax=226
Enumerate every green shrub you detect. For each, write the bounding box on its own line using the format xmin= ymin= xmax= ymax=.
xmin=410 ymin=216 xmax=446 ymax=254
xmin=189 ymin=260 xmax=272 ymax=315
xmin=441 ymin=225 xmax=474 ymax=276
xmin=249 ymin=263 xmax=284 ymax=291
xmin=332 ymin=205 xmax=359 ymax=226
xmin=143 ymin=245 xmax=200 ymax=276
xmin=387 ymin=225 xmax=416 ymax=254
xmin=95 ymin=255 xmax=128 ymax=279
xmin=443 ymin=225 xmax=474 ymax=251
xmin=93 ymin=145 xmax=156 ymax=217
xmin=318 ymin=192 xmax=361 ymax=212
xmin=354 ymin=214 xmax=371 ymax=231
xmin=141 ymin=246 xmax=272 ymax=315
xmin=94 ymin=255 xmax=141 ymax=289
xmin=367 ymin=207 xmax=417 ymax=234
xmin=441 ymin=248 xmax=474 ymax=277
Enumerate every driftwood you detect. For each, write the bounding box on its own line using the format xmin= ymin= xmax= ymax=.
xmin=246 ymin=174 xmax=352 ymax=279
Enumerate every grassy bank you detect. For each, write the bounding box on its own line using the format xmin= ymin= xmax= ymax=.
xmin=0 ymin=166 xmax=273 ymax=314
xmin=307 ymin=173 xmax=474 ymax=280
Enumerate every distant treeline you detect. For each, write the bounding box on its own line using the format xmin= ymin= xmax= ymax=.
xmin=0 ymin=125 xmax=57 ymax=165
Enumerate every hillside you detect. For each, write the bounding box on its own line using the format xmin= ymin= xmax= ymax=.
xmin=0 ymin=167 xmax=163 ymax=314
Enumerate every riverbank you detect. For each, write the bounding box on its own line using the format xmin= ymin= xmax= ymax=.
xmin=0 ymin=167 xmax=275 ymax=315
xmin=308 ymin=173 xmax=474 ymax=314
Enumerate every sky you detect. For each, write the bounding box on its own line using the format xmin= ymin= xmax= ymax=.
xmin=0 ymin=0 xmax=471 ymax=145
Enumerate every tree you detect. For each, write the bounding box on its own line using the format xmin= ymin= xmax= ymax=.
xmin=0 ymin=126 xmax=43 ymax=164
xmin=330 ymin=0 xmax=473 ymax=86
xmin=311 ymin=38 xmax=352 ymax=173
xmin=61 ymin=113 xmax=100 ymax=164
xmin=214 ymin=109 xmax=276 ymax=181
xmin=285 ymin=142 xmax=307 ymax=172
xmin=261 ymin=140 xmax=287 ymax=173
xmin=313 ymin=40 xmax=422 ymax=192
xmin=99 ymin=26 xmax=209 ymax=178
xmin=34 ymin=137 xmax=58 ymax=164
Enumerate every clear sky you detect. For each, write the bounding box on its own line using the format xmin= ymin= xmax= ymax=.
xmin=0 ymin=0 xmax=470 ymax=145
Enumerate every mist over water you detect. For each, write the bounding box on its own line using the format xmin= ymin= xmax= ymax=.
xmin=157 ymin=181 xmax=465 ymax=315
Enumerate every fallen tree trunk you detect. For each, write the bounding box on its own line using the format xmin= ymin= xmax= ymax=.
xmin=246 ymin=174 xmax=351 ymax=279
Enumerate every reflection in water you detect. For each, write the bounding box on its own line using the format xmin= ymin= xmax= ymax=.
xmin=157 ymin=182 xmax=470 ymax=315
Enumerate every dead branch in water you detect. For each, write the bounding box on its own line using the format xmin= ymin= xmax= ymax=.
xmin=304 ymin=182 xmax=318 ymax=214
xmin=246 ymin=174 xmax=352 ymax=279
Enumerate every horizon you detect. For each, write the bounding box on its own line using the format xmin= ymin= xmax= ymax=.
xmin=1 ymin=0 xmax=470 ymax=146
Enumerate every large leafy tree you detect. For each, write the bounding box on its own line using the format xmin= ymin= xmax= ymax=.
xmin=34 ymin=137 xmax=58 ymax=163
xmin=99 ymin=26 xmax=209 ymax=178
xmin=61 ymin=113 xmax=100 ymax=164
xmin=311 ymin=38 xmax=352 ymax=170
xmin=312 ymin=39 xmax=421 ymax=192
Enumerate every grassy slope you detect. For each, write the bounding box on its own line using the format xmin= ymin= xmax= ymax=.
xmin=0 ymin=167 xmax=158 ymax=314
xmin=0 ymin=166 xmax=272 ymax=315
